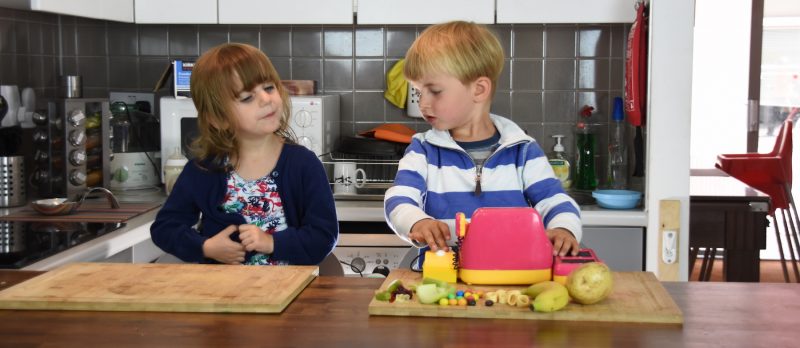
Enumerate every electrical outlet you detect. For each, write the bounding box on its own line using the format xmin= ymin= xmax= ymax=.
xmin=662 ymin=230 xmax=677 ymax=264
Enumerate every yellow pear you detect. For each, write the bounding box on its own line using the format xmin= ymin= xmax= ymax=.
xmin=565 ymin=262 xmax=613 ymax=305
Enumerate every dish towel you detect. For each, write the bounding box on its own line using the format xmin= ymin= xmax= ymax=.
xmin=384 ymin=59 xmax=407 ymax=109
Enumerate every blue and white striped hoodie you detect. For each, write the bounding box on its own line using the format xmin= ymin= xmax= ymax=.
xmin=384 ymin=114 xmax=582 ymax=247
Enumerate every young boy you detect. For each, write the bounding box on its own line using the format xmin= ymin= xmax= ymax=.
xmin=384 ymin=21 xmax=582 ymax=257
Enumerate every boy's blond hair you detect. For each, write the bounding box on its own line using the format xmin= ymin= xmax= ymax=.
xmin=189 ymin=43 xmax=293 ymax=169
xmin=404 ymin=21 xmax=504 ymax=95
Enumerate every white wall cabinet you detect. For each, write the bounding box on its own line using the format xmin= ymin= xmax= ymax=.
xmin=135 ymin=0 xmax=217 ymax=24
xmin=0 ymin=0 xmax=134 ymax=22
xmin=219 ymin=0 xmax=353 ymax=24
xmin=357 ymin=0 xmax=494 ymax=24
xmin=496 ymin=0 xmax=636 ymax=24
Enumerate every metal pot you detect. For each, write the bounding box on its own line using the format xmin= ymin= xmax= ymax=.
xmin=0 ymin=156 xmax=26 ymax=207
xmin=0 ymin=221 xmax=24 ymax=254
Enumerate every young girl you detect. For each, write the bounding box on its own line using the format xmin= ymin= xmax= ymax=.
xmin=151 ymin=43 xmax=338 ymax=265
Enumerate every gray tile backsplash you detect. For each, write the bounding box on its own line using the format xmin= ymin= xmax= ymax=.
xmin=0 ymin=7 xmax=629 ymax=184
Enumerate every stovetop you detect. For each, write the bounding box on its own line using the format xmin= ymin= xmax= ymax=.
xmin=0 ymin=220 xmax=125 ymax=269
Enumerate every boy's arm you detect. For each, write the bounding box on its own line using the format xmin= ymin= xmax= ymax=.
xmin=520 ymin=142 xmax=583 ymax=241
xmin=384 ymin=138 xmax=431 ymax=247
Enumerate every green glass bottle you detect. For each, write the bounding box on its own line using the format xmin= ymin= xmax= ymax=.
xmin=575 ymin=105 xmax=598 ymax=190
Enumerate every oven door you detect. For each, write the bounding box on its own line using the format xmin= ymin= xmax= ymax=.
xmin=333 ymin=221 xmax=415 ymax=277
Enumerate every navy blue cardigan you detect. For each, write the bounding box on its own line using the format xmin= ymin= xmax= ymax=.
xmin=150 ymin=143 xmax=338 ymax=265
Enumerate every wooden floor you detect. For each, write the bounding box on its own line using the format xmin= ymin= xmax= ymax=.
xmin=690 ymin=259 xmax=800 ymax=283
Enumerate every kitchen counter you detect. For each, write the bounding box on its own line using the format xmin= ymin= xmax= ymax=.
xmin=336 ymin=200 xmax=648 ymax=226
xmin=0 ymin=270 xmax=798 ymax=346
xmin=0 ymin=190 xmax=167 ymax=271
xmin=4 ymin=191 xmax=645 ymax=272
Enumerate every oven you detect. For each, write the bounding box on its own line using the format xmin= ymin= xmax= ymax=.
xmin=333 ymin=221 xmax=416 ymax=277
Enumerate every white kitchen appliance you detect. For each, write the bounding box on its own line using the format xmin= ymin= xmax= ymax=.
xmin=288 ymin=94 xmax=340 ymax=156
xmin=160 ymin=95 xmax=340 ymax=182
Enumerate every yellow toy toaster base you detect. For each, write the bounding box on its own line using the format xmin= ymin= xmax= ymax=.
xmin=553 ymin=275 xmax=567 ymax=285
xmin=459 ymin=269 xmax=552 ymax=285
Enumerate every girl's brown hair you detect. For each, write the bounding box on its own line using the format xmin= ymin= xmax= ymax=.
xmin=404 ymin=21 xmax=504 ymax=95
xmin=189 ymin=43 xmax=293 ymax=169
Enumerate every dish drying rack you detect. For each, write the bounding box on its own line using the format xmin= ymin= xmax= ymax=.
xmin=320 ymin=152 xmax=400 ymax=201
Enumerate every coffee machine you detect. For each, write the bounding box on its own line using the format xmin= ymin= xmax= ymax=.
xmin=107 ymin=93 xmax=160 ymax=191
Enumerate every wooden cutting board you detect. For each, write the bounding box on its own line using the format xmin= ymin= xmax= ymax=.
xmin=0 ymin=263 xmax=318 ymax=313
xmin=368 ymin=269 xmax=683 ymax=324
xmin=0 ymin=202 xmax=162 ymax=223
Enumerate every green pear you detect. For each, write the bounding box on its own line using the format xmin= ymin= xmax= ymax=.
xmin=565 ymin=262 xmax=613 ymax=305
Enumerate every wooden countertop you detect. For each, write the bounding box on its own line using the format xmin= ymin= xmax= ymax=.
xmin=1 ymin=270 xmax=799 ymax=346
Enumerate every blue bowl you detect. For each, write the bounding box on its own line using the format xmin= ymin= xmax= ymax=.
xmin=592 ymin=190 xmax=642 ymax=209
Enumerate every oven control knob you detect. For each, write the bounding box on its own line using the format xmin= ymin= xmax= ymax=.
xmin=68 ymin=110 xmax=86 ymax=126
xmin=297 ymin=136 xmax=313 ymax=150
xmin=69 ymin=170 xmax=86 ymax=185
xmin=33 ymin=130 xmax=48 ymax=143
xmin=69 ymin=129 xmax=86 ymax=146
xmin=372 ymin=265 xmax=390 ymax=277
xmin=350 ymin=257 xmax=366 ymax=274
xmin=294 ymin=110 xmax=312 ymax=128
xmin=69 ymin=149 xmax=87 ymax=166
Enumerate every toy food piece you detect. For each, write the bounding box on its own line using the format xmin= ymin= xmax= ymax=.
xmin=422 ymin=250 xmax=457 ymax=284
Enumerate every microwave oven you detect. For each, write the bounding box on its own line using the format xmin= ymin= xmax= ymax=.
xmin=159 ymin=95 xmax=340 ymax=183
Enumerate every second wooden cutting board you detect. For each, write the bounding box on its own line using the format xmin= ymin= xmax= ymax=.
xmin=0 ymin=263 xmax=318 ymax=313
xmin=369 ymin=269 xmax=683 ymax=324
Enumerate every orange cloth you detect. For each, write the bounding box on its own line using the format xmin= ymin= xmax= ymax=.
xmin=359 ymin=124 xmax=416 ymax=144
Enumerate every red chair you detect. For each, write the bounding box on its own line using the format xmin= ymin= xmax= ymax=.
xmin=716 ymin=119 xmax=800 ymax=282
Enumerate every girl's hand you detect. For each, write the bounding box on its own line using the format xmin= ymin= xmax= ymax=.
xmin=546 ymin=228 xmax=580 ymax=257
xmin=409 ymin=219 xmax=451 ymax=252
xmin=203 ymin=225 xmax=246 ymax=264
xmin=238 ymin=224 xmax=274 ymax=254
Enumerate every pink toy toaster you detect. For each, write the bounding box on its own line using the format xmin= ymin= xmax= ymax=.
xmin=552 ymin=248 xmax=602 ymax=285
xmin=456 ymin=207 xmax=553 ymax=285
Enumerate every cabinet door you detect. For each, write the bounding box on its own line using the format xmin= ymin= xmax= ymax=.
xmin=135 ymin=0 xmax=217 ymax=24
xmin=496 ymin=0 xmax=635 ymax=24
xmin=31 ymin=0 xmax=134 ymax=22
xmin=219 ymin=0 xmax=353 ymax=24
xmin=357 ymin=0 xmax=493 ymax=25
xmin=580 ymin=227 xmax=644 ymax=271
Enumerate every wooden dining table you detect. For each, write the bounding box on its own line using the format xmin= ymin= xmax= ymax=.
xmin=0 ymin=270 xmax=798 ymax=347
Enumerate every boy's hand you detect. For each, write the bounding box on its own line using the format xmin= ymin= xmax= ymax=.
xmin=409 ymin=219 xmax=451 ymax=252
xmin=238 ymin=224 xmax=274 ymax=254
xmin=203 ymin=225 xmax=246 ymax=264
xmin=547 ymin=228 xmax=579 ymax=256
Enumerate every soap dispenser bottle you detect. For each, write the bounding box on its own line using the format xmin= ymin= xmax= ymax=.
xmin=164 ymin=147 xmax=188 ymax=194
xmin=549 ymin=135 xmax=572 ymax=189
xmin=575 ymin=105 xmax=598 ymax=190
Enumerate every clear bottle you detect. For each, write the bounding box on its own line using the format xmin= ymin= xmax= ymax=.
xmin=608 ymin=97 xmax=628 ymax=189
xmin=549 ymin=135 xmax=572 ymax=189
xmin=575 ymin=106 xmax=598 ymax=190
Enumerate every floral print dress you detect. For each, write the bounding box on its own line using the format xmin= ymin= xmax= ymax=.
xmin=220 ymin=170 xmax=288 ymax=265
